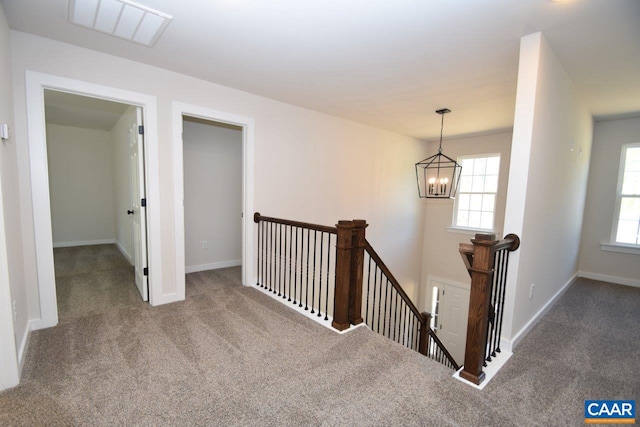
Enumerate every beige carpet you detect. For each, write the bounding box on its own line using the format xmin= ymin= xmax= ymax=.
xmin=0 ymin=245 xmax=638 ymax=426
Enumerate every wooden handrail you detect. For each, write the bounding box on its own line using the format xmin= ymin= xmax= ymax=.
xmin=363 ymin=239 xmax=422 ymax=319
xmin=365 ymin=240 xmax=459 ymax=370
xmin=254 ymin=212 xmax=338 ymax=234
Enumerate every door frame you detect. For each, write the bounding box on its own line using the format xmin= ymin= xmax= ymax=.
xmin=25 ymin=71 xmax=163 ymax=329
xmin=172 ymin=102 xmax=255 ymax=292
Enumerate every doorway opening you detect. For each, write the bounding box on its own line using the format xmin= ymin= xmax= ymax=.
xmin=26 ymin=72 xmax=162 ymax=330
xmin=182 ymin=116 xmax=243 ymax=285
xmin=44 ymin=90 xmax=149 ymax=321
xmin=172 ymin=101 xmax=255 ymax=297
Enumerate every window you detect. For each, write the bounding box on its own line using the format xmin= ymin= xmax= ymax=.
xmin=613 ymin=144 xmax=640 ymax=246
xmin=453 ymin=154 xmax=500 ymax=231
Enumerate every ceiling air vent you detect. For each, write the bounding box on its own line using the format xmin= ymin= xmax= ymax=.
xmin=68 ymin=0 xmax=173 ymax=47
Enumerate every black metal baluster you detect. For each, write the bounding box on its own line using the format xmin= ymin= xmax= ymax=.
xmin=311 ymin=230 xmax=317 ymax=314
xmin=267 ymin=222 xmax=273 ymax=292
xmin=287 ymin=225 xmax=292 ymax=301
xmin=257 ymin=220 xmax=262 ymax=287
xmin=324 ymin=233 xmax=331 ymax=321
xmin=376 ymin=267 xmax=383 ymax=334
xmin=371 ymin=262 xmax=378 ymax=330
xmin=304 ymin=228 xmax=310 ymax=310
xmin=293 ymin=227 xmax=299 ymax=305
xmin=490 ymin=250 xmax=503 ymax=357
xmin=382 ymin=279 xmax=389 ymax=338
xmin=495 ymin=251 xmax=510 ymax=353
xmin=317 ymin=232 xmax=324 ymax=317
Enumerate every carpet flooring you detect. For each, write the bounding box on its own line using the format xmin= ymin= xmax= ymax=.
xmin=0 ymin=245 xmax=638 ymax=426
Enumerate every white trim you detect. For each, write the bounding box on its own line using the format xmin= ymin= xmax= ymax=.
xmin=578 ymin=271 xmax=640 ymax=289
xmin=504 ymin=273 xmax=577 ymax=351
xmin=25 ymin=71 xmax=163 ymax=327
xmin=600 ymin=242 xmax=640 ymax=256
xmin=52 ymin=238 xmax=116 ymax=248
xmin=17 ymin=320 xmax=33 ymax=372
xmin=172 ymin=101 xmax=255 ymax=296
xmin=0 ymin=172 xmax=20 ymax=390
xmin=252 ymin=284 xmax=365 ymax=335
xmin=115 ymin=240 xmax=134 ymax=265
xmin=186 ymin=259 xmax=242 ymax=274
xmin=446 ymin=226 xmax=500 ymax=236
xmin=453 ymin=349 xmax=513 ymax=390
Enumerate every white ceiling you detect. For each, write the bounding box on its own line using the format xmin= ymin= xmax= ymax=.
xmin=3 ymin=0 xmax=640 ymax=140
xmin=44 ymin=89 xmax=130 ymax=130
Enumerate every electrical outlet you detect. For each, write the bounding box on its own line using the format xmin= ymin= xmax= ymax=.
xmin=12 ymin=300 xmax=17 ymax=322
xmin=202 ymin=240 xmax=208 ymax=250
xmin=529 ymin=283 xmax=535 ymax=300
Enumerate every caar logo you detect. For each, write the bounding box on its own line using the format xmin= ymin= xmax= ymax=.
xmin=585 ymin=400 xmax=635 ymax=424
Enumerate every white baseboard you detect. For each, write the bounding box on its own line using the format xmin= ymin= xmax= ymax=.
xmin=53 ymin=238 xmax=115 ymax=248
xmin=17 ymin=320 xmax=34 ymax=373
xmin=505 ymin=273 xmax=577 ymax=351
xmin=578 ymin=271 xmax=640 ymax=289
xmin=186 ymin=259 xmax=241 ymax=274
xmin=453 ymin=349 xmax=513 ymax=390
xmin=115 ymin=240 xmax=134 ymax=266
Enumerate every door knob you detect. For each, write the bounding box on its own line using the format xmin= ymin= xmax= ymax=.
xmin=127 ymin=210 xmax=134 ymax=215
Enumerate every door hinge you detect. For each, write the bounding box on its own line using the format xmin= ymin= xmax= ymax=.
xmin=141 ymin=198 xmax=146 ymax=207
xmin=143 ymin=267 xmax=148 ymax=276
xmin=138 ymin=125 xmax=144 ymax=135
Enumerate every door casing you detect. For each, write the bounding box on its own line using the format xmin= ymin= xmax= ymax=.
xmin=25 ymin=71 xmax=163 ymax=329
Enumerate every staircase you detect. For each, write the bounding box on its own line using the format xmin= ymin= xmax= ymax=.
xmin=254 ymin=213 xmax=459 ymax=370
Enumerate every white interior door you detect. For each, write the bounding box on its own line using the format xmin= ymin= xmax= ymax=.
xmin=435 ymin=281 xmax=470 ymax=365
xmin=130 ymin=107 xmax=148 ymax=301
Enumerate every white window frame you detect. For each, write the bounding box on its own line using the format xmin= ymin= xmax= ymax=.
xmin=608 ymin=143 xmax=640 ymax=252
xmin=451 ymin=153 xmax=501 ymax=233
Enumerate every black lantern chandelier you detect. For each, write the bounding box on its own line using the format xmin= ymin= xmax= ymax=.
xmin=415 ymin=108 xmax=462 ymax=199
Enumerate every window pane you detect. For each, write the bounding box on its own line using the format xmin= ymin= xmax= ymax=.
xmin=616 ymin=220 xmax=639 ymax=244
xmin=474 ymin=158 xmax=487 ymax=175
xmin=461 ymin=158 xmax=474 ymax=174
xmin=486 ymin=157 xmax=500 ymax=175
xmin=458 ymin=193 xmax=470 ymax=210
xmin=470 ymin=194 xmax=482 ymax=211
xmin=485 ymin=175 xmax=498 ymax=193
xmin=619 ymin=197 xmax=640 ymax=221
xmin=468 ymin=211 xmax=481 ymax=228
xmin=482 ymin=194 xmax=495 ymax=212
xmin=459 ymin=176 xmax=472 ymax=192
xmin=480 ymin=212 xmax=494 ymax=230
xmin=622 ymin=172 xmax=640 ymax=195
xmin=625 ymin=147 xmax=640 ymax=172
xmin=471 ymin=176 xmax=485 ymax=192
xmin=457 ymin=211 xmax=469 ymax=227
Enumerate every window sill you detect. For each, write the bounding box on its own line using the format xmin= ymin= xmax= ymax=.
xmin=600 ymin=242 xmax=640 ymax=255
xmin=447 ymin=226 xmax=500 ymax=237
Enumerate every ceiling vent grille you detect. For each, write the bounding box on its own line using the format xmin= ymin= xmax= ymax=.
xmin=68 ymin=0 xmax=172 ymax=47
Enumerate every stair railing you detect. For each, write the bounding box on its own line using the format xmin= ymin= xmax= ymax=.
xmin=458 ymin=233 xmax=520 ymax=385
xmin=254 ymin=213 xmax=459 ymax=371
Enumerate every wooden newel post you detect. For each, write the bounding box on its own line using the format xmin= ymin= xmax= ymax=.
xmin=418 ymin=312 xmax=432 ymax=356
xmin=349 ymin=220 xmax=368 ymax=325
xmin=333 ymin=221 xmax=355 ymax=331
xmin=460 ymin=233 xmax=498 ymax=385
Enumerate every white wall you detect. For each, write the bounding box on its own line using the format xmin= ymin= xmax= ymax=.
xmin=111 ymin=106 xmax=136 ymax=262
xmin=578 ymin=116 xmax=640 ymax=286
xmin=0 ymin=3 xmax=21 ymax=390
xmin=501 ymin=33 xmax=593 ymax=348
xmin=46 ymin=124 xmax=115 ymax=246
xmin=10 ymin=32 xmax=426 ymax=323
xmin=419 ymin=131 xmax=512 ymax=310
xmin=183 ymin=119 xmax=242 ymax=272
